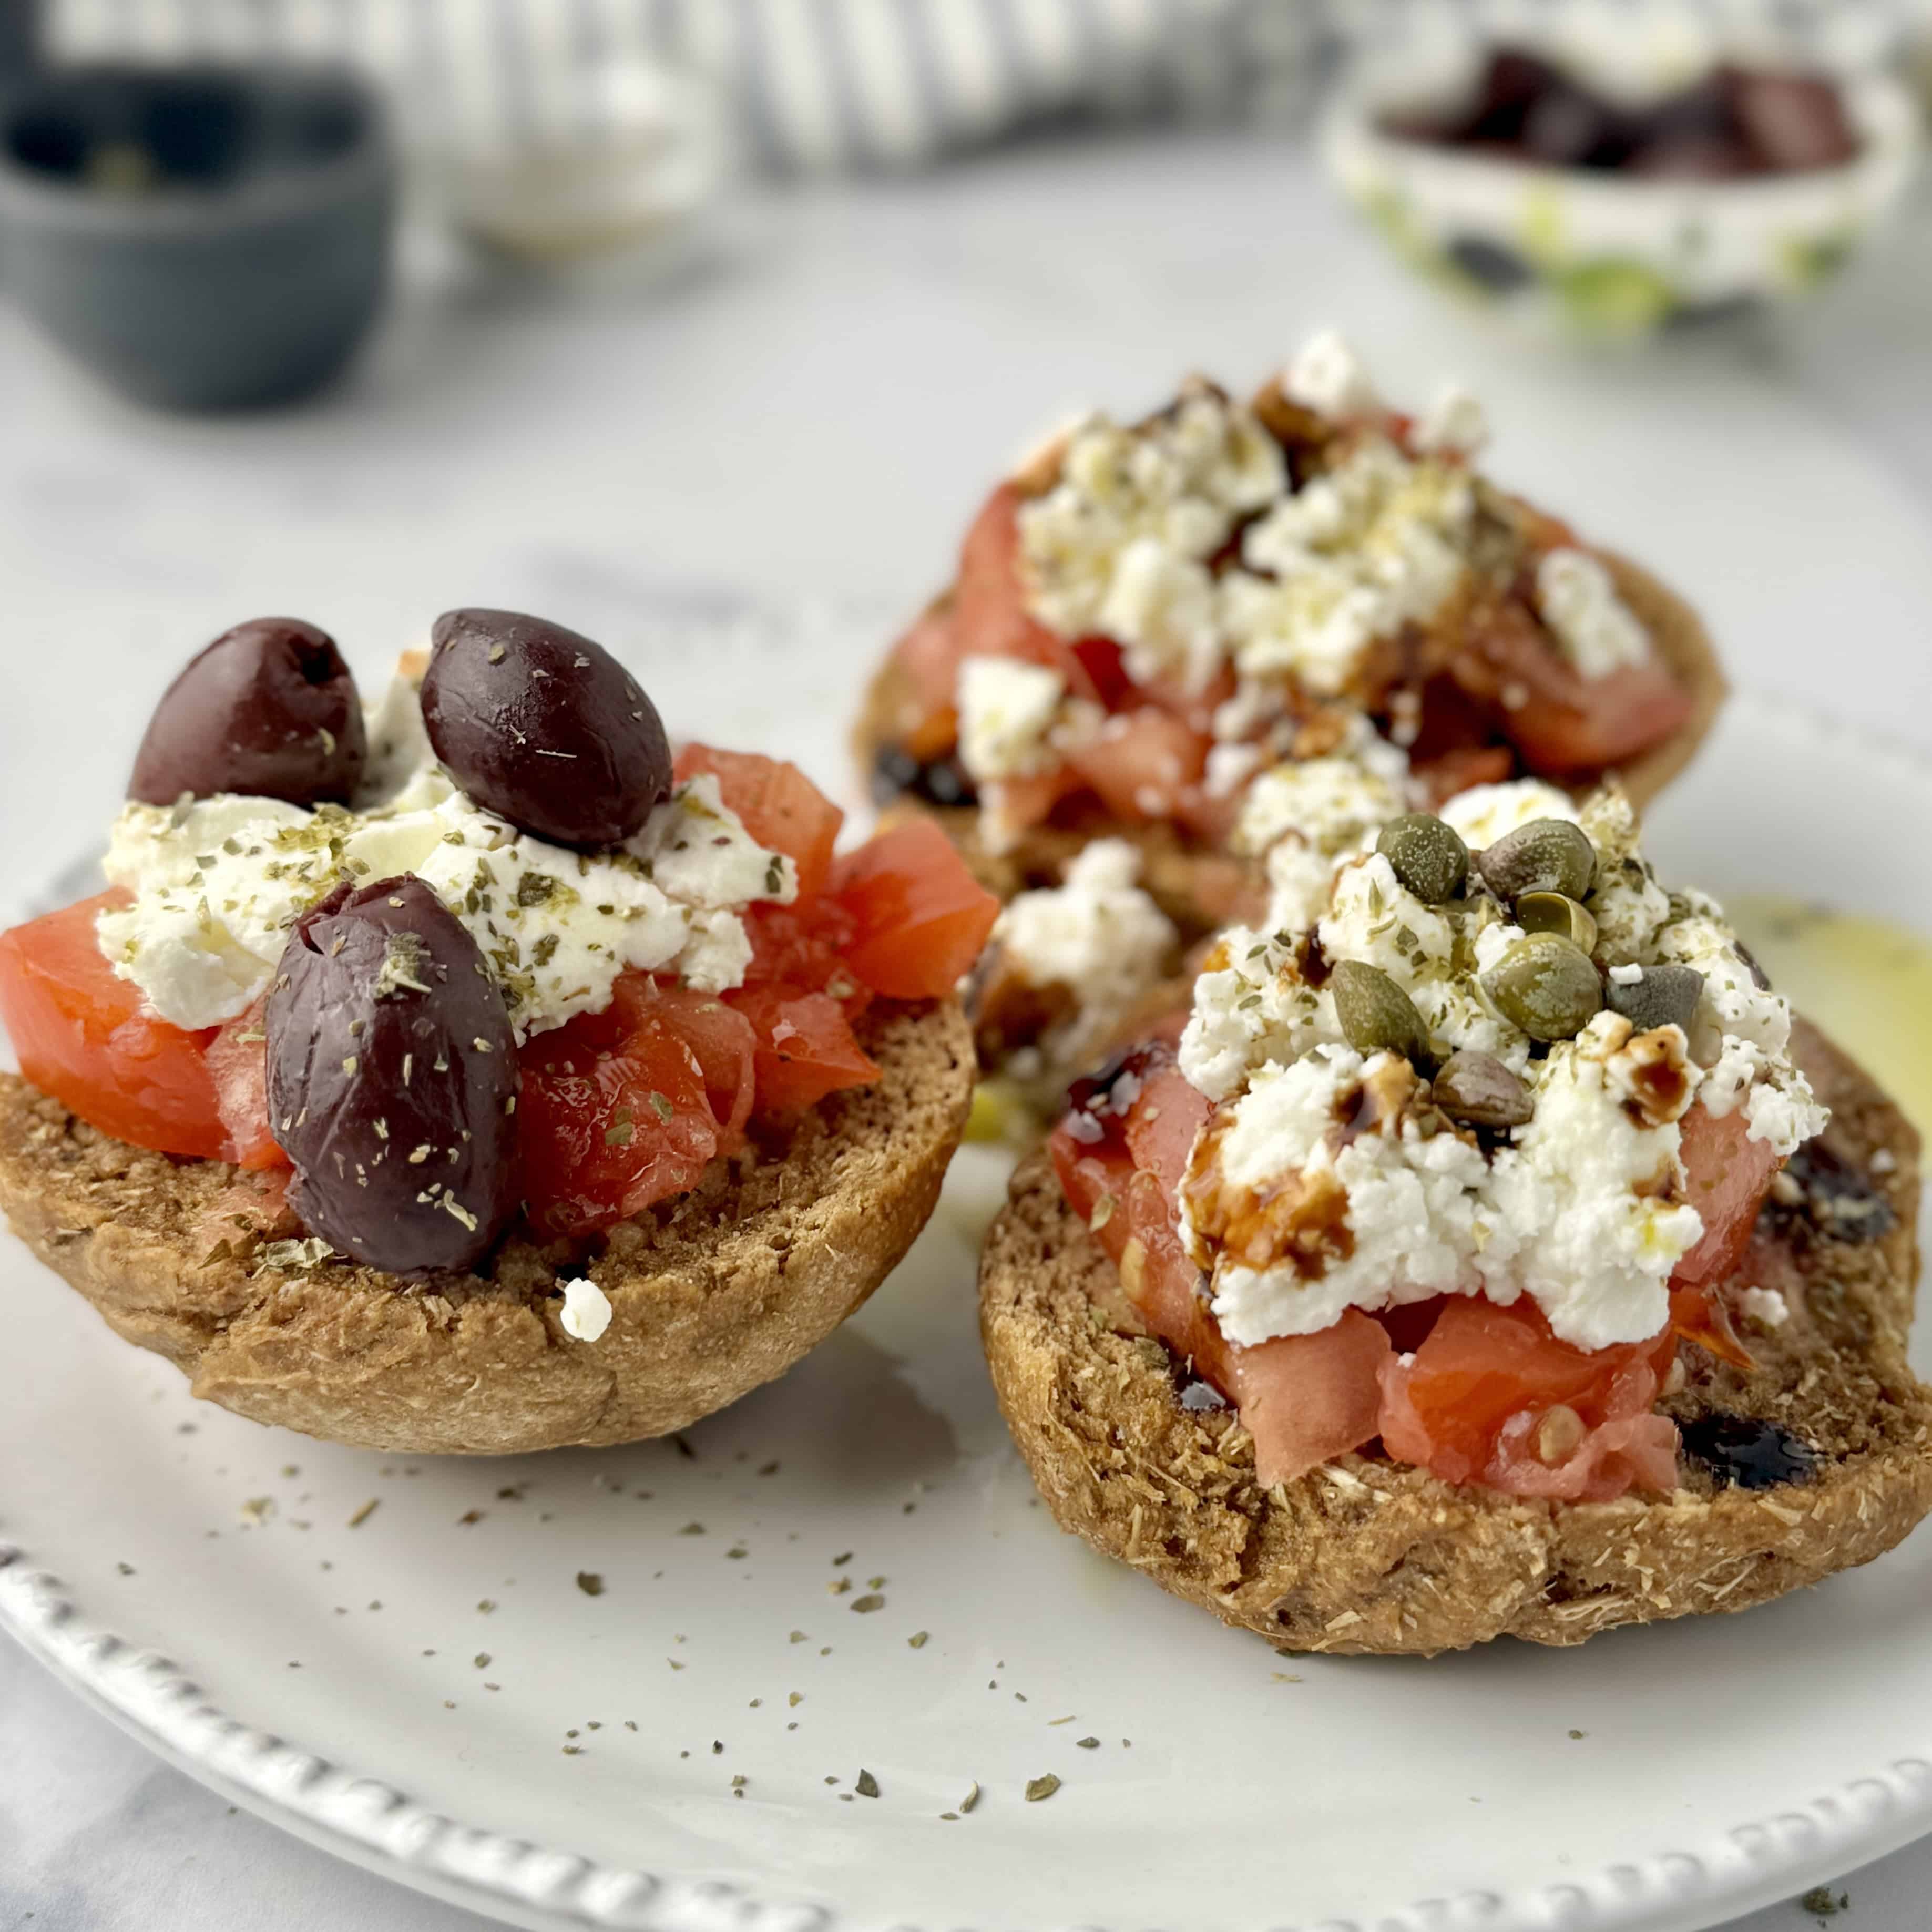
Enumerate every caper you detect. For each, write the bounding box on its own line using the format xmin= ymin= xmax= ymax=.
xmin=1331 ymin=959 xmax=1430 ymax=1064
xmin=1605 ymin=962 xmax=1704 ymax=1035
xmin=1516 ymin=891 xmax=1598 ymax=952
xmin=1432 ymin=1049 xmax=1534 ymax=1129
xmin=1376 ymin=814 xmax=1468 ymax=904
xmin=1475 ymin=819 xmax=1596 ymax=904
xmin=1481 ymin=934 xmax=1603 ymax=1042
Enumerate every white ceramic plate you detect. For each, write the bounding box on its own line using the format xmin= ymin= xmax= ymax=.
xmin=4 ymin=680 xmax=1931 ymax=1932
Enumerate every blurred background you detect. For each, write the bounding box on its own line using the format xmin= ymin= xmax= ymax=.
xmin=2 ymin=1 xmax=1932 ymax=1927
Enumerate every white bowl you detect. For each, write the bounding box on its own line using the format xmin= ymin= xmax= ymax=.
xmin=1321 ymin=43 xmax=1923 ymax=342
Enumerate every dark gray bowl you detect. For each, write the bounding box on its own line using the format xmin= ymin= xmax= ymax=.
xmin=0 ymin=62 xmax=396 ymax=410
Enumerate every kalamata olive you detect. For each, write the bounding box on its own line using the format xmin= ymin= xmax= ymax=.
xmin=422 ymin=608 xmax=671 ymax=848
xmin=1432 ymin=1049 xmax=1534 ymax=1129
xmin=1483 ymin=933 xmax=1603 ymax=1042
xmin=1475 ymin=819 xmax=1597 ymax=904
xmin=1330 ymin=959 xmax=1430 ymax=1065
xmin=266 ymin=875 xmax=519 ymax=1274
xmin=1606 ymin=962 xmax=1704 ymax=1034
xmin=129 ymin=617 xmax=367 ymax=806
xmin=1376 ymin=814 xmax=1468 ymax=904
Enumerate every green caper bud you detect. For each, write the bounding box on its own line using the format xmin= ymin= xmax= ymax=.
xmin=1376 ymin=814 xmax=1469 ymax=904
xmin=1481 ymin=934 xmax=1603 ymax=1042
xmin=1604 ymin=962 xmax=1704 ymax=1034
xmin=1331 ymin=959 xmax=1430 ymax=1064
xmin=1475 ymin=819 xmax=1597 ymax=904
xmin=1432 ymin=1049 xmax=1534 ymax=1129
xmin=1516 ymin=891 xmax=1598 ymax=952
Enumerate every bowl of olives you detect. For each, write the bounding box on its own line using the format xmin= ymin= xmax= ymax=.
xmin=1320 ymin=29 xmax=1920 ymax=342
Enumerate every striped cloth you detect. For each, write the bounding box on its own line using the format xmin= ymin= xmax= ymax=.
xmin=40 ymin=0 xmax=1307 ymax=171
xmin=35 ymin=0 xmax=1928 ymax=172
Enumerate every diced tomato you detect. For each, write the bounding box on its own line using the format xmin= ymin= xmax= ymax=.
xmin=1234 ymin=1314 xmax=1395 ymax=1488
xmin=674 ymin=745 xmax=845 ymax=902
xmin=1050 ymin=1029 xmax=1698 ymax=1500
xmin=1069 ymin=635 xmax=1133 ymax=711
xmin=1451 ymin=592 xmax=1693 ymax=778
xmin=953 ymin=484 xmax=1103 ymax=700
xmin=205 ymin=997 xmax=289 ymax=1171
xmin=891 ymin=600 xmax=968 ymax=721
xmin=1377 ymin=1296 xmax=1679 ymax=1499
xmin=0 ymin=892 xmax=236 ymax=1163
xmin=1050 ymin=1053 xmax=1388 ymax=1485
xmin=1508 ymin=661 xmax=1696 ymax=777
xmin=1065 ymin=709 xmax=1211 ymax=824
xmin=517 ymin=974 xmax=756 ymax=1235
xmin=981 ymin=767 xmax=1085 ymax=839
xmin=725 ymin=985 xmax=880 ymax=1116
xmin=1671 ymin=1101 xmax=1783 ymax=1291
xmin=1119 ymin=1060 xmax=1211 ymax=1195
xmin=609 ymin=977 xmax=759 ymax=1142
xmin=736 ymin=897 xmax=855 ymax=996
xmin=1413 ymin=744 xmax=1515 ymax=806
xmin=830 ymin=819 xmax=1000 ymax=999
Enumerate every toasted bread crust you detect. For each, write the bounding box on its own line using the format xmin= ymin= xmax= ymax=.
xmin=855 ymin=545 xmax=1727 ymax=939
xmin=979 ymin=1019 xmax=1931 ymax=1653
xmin=0 ymin=1000 xmax=974 ymax=1454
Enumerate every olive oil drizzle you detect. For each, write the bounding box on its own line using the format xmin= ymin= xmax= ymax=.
xmin=1725 ymin=894 xmax=1932 ymax=1140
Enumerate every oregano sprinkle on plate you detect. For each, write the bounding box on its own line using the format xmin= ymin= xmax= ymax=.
xmin=1025 ymin=1775 xmax=1061 ymax=1803
xmin=851 ymin=1594 xmax=885 ymax=1614
xmin=855 ymin=1769 xmax=880 ymax=1798
xmin=576 ymin=1571 xmax=605 ymax=1596
xmin=907 ymin=1632 xmax=929 ymax=1649
xmin=789 ymin=1630 xmax=807 ymax=1644
xmin=1076 ymin=1737 xmax=1100 ymax=1750
xmin=348 ymin=1499 xmax=379 ymax=1528
xmin=960 ymin=1783 xmax=980 ymax=1815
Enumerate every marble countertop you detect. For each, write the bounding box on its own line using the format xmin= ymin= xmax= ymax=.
xmin=2 ymin=124 xmax=1929 ymax=1932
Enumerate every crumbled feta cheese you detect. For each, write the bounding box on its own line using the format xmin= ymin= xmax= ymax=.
xmin=1283 ymin=330 xmax=1382 ymax=419
xmin=1009 ymin=349 xmax=1557 ymax=736
xmin=1318 ymin=852 xmax=1456 ymax=984
xmin=558 ymin=1277 xmax=612 ymax=1342
xmin=1228 ymin=436 xmax=1474 ymax=698
xmin=992 ymin=841 xmax=1180 ymax=1085
xmin=1098 ymin=537 xmax=1222 ymax=692
xmin=357 ymin=668 xmax=436 ymax=807
xmin=1535 ymin=548 xmax=1651 ymax=679
xmin=1412 ymin=382 xmax=1488 ymax=457
xmin=1653 ymin=901 xmax=1825 ymax=1155
xmin=956 ymin=656 xmax=1066 ymax=783
xmin=1739 ymin=1285 xmax=1791 ymax=1330
xmin=1193 ymin=1045 xmax=1504 ymax=1344
xmin=1436 ymin=778 xmax=1579 ymax=851
xmin=1485 ymin=1024 xmax=1705 ymax=1347
xmin=96 ymin=771 xmax=792 ymax=1039
xmin=1234 ymin=754 xmax=1406 ymax=860
xmin=1017 ymin=392 xmax=1285 ymax=647
xmin=1203 ymin=742 xmax=1266 ymax=800
xmin=1263 ymin=839 xmax=1343 ymax=938
xmin=1178 ymin=928 xmax=1323 ymax=1102
xmin=1177 ymin=781 xmax=1828 ymax=1353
